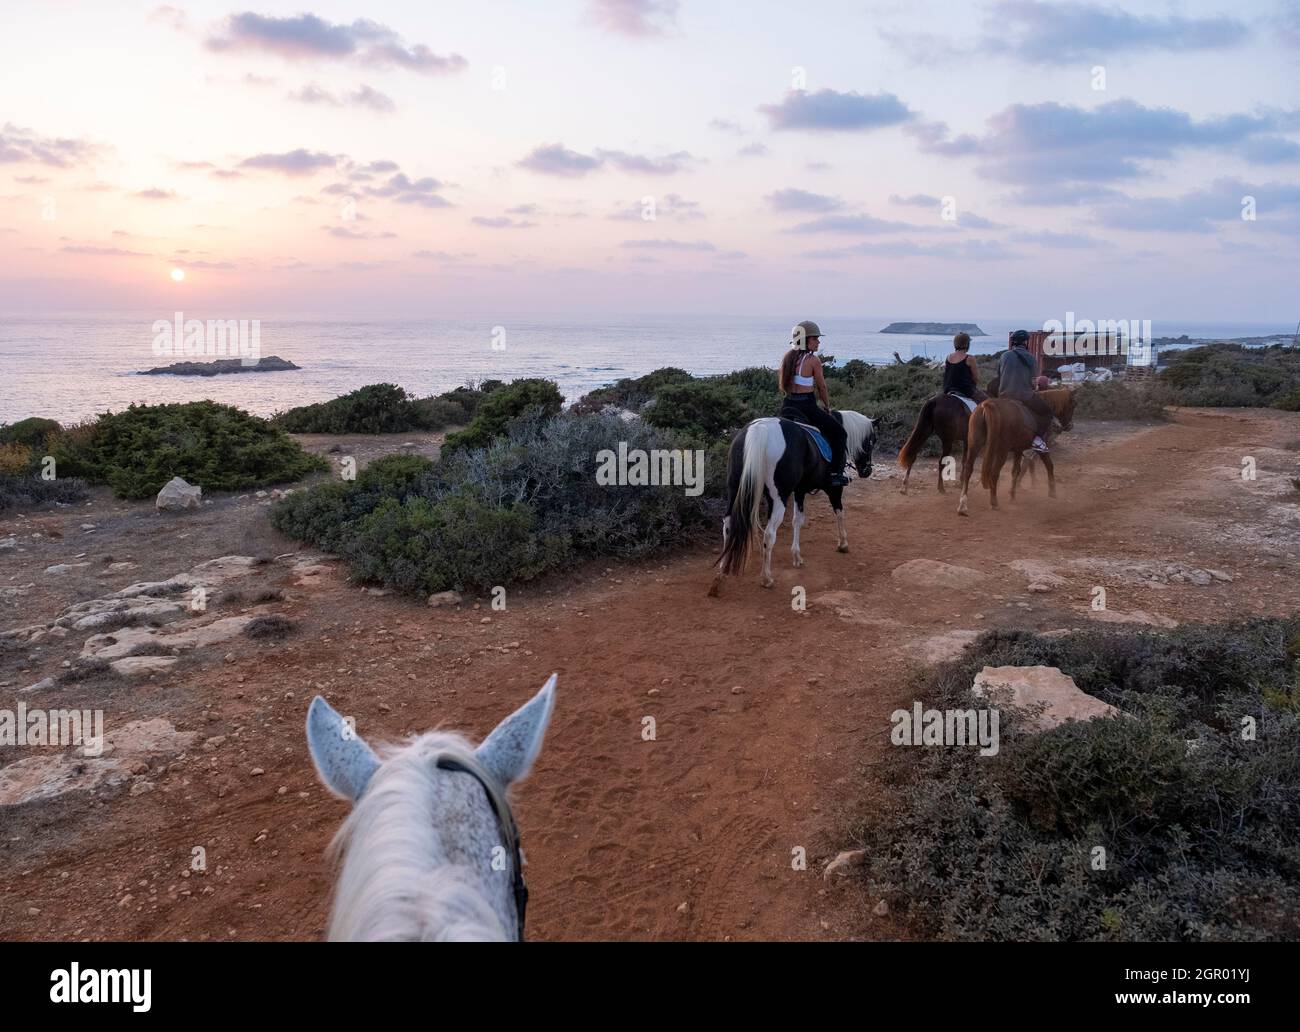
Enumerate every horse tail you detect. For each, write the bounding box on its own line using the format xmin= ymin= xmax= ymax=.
xmin=979 ymin=404 xmax=1001 ymax=490
xmin=897 ymin=397 xmax=936 ymax=473
xmin=718 ymin=419 xmax=781 ymax=575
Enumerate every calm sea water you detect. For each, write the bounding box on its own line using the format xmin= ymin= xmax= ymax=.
xmin=1 ymin=312 xmax=1293 ymax=424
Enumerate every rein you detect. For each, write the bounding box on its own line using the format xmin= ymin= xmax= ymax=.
xmin=434 ymin=752 xmax=528 ymax=942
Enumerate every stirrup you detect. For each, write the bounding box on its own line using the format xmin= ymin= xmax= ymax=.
xmin=1031 ymin=437 xmax=1049 ymax=454
xmin=828 ymin=471 xmax=851 ymax=487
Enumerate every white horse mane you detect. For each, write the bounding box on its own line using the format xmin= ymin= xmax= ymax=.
xmin=839 ymin=409 xmax=875 ymax=457
xmin=325 ymin=730 xmax=512 ymax=942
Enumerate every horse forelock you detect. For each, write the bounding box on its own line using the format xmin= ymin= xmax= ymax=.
xmin=326 ymin=730 xmax=513 ymax=942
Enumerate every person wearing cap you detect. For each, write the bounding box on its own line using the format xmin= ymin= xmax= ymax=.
xmin=779 ymin=320 xmax=850 ymax=488
xmin=998 ymin=330 xmax=1053 ymax=453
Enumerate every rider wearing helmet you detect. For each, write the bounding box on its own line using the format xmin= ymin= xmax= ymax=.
xmin=779 ymin=320 xmax=850 ymax=488
xmin=998 ymin=329 xmax=1053 ymax=453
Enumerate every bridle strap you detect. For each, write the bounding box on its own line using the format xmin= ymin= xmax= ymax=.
xmin=434 ymin=753 xmax=527 ymax=942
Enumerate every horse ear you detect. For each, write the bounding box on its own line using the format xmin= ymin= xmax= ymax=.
xmin=475 ymin=674 xmax=557 ymax=787
xmin=306 ymin=695 xmax=379 ymax=802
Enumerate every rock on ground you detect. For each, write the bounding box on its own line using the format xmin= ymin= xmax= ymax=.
xmin=155 ymin=476 xmax=202 ymax=512
xmin=973 ymin=664 xmax=1121 ymax=730
xmin=890 ymin=559 xmax=986 ymax=591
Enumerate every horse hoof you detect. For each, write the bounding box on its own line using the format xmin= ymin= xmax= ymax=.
xmin=707 ymin=576 xmax=722 ymax=598
xmin=760 ymin=577 xmax=774 ymax=589
xmin=837 ymin=544 xmax=849 ymax=553
xmin=792 ymin=557 xmax=804 ymax=568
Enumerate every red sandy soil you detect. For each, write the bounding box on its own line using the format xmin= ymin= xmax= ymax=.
xmin=1 ymin=409 xmax=1297 ymax=940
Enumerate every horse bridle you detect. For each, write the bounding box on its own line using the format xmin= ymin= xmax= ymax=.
xmin=434 ymin=752 xmax=528 ymax=942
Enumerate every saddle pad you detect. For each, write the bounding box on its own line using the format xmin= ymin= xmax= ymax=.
xmin=794 ymin=423 xmax=832 ymax=462
xmin=948 ymin=392 xmax=977 ymax=413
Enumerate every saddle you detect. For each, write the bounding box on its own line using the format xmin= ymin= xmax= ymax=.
xmin=947 ymin=391 xmax=977 ymax=414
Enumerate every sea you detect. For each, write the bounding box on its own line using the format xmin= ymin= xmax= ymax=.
xmin=1 ymin=312 xmax=1294 ymax=425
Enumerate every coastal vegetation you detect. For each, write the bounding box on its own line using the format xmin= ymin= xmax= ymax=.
xmin=43 ymin=401 xmax=326 ymax=500
xmin=271 ymin=406 xmax=717 ymax=594
xmin=850 ymin=618 xmax=1300 ymax=941
xmin=273 ymin=382 xmax=489 ymax=435
xmin=1159 ymin=342 xmax=1300 ymax=409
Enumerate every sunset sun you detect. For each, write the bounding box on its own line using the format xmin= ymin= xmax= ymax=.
xmin=170 ymin=267 xmax=185 ymax=283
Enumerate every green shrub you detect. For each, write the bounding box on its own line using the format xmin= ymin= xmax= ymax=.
xmin=345 ymin=494 xmax=563 ymax=594
xmin=0 ymin=472 xmax=90 ymax=511
xmin=1160 ymin=343 xmax=1300 ymax=408
xmin=50 ymin=401 xmax=325 ymax=500
xmin=442 ymin=379 xmax=563 ymax=454
xmin=644 ymin=380 xmax=753 ymax=441
xmin=273 ymin=410 xmax=718 ymax=594
xmin=274 ymin=383 xmax=427 ymax=434
xmin=0 ymin=417 xmax=61 ymax=450
xmin=576 ymin=367 xmax=693 ymax=412
xmin=0 ymin=443 xmax=31 ymax=477
xmin=850 ymin=619 xmax=1300 ymax=941
xmin=715 ymin=366 xmax=782 ymax=414
xmin=1273 ymin=386 xmax=1300 ymax=412
xmin=1071 ymin=380 xmax=1167 ymax=421
xmin=271 ymin=453 xmax=434 ymax=552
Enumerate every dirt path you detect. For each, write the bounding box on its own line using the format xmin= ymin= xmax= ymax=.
xmin=1 ymin=409 xmax=1297 ymax=940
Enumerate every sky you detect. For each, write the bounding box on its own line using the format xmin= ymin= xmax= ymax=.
xmin=1 ymin=0 xmax=1298 ymax=321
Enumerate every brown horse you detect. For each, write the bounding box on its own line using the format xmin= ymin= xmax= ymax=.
xmin=957 ymin=388 xmax=1076 ymax=516
xmin=897 ymin=393 xmax=977 ymax=495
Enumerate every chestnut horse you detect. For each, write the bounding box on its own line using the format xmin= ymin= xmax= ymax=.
xmin=897 ymin=393 xmax=976 ymax=495
xmin=957 ymin=388 xmax=1076 ymax=516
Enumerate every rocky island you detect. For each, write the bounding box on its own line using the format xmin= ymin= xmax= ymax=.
xmin=881 ymin=322 xmax=986 ymax=336
xmin=139 ymin=355 xmax=301 ymax=376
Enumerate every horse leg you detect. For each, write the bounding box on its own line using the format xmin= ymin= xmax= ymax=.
xmin=1010 ymin=453 xmax=1023 ymax=500
xmin=958 ymin=412 xmax=983 ymax=517
xmin=1043 ymin=453 xmax=1057 ymax=498
xmin=759 ymin=484 xmax=786 ymax=589
xmin=937 ymin=438 xmax=951 ymax=494
xmin=988 ymin=450 xmax=1002 ymax=509
xmin=790 ymin=493 xmax=806 ymax=567
xmin=826 ymin=485 xmax=848 ymax=551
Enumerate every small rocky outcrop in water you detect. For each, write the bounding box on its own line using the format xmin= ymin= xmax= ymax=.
xmin=138 ymin=355 xmax=300 ymax=376
xmin=880 ymin=322 xmax=986 ymax=335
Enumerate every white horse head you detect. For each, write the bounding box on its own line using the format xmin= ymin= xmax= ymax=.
xmin=306 ymin=674 xmax=556 ymax=941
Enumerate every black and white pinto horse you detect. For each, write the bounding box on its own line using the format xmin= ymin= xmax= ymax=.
xmin=710 ymin=410 xmax=875 ymax=594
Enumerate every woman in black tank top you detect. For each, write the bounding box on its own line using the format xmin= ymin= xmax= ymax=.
xmin=943 ymin=332 xmax=987 ymax=401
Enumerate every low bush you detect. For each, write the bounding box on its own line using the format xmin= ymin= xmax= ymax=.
xmin=48 ymin=401 xmax=326 ymax=500
xmin=1071 ymin=379 xmax=1167 ymax=421
xmin=0 ymin=472 xmax=90 ymax=511
xmin=0 ymin=443 xmax=31 ymax=477
xmin=442 ymin=378 xmax=563 ymax=454
xmin=0 ymin=417 xmax=61 ymax=450
xmin=850 ymin=619 xmax=1300 ymax=941
xmin=272 ymin=410 xmax=718 ymax=594
xmin=1160 ymin=343 xmax=1300 ymax=408
xmin=644 ymin=380 xmax=754 ymax=441
xmin=274 ymin=383 xmax=427 ymax=434
xmin=576 ymin=367 xmax=693 ymax=412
